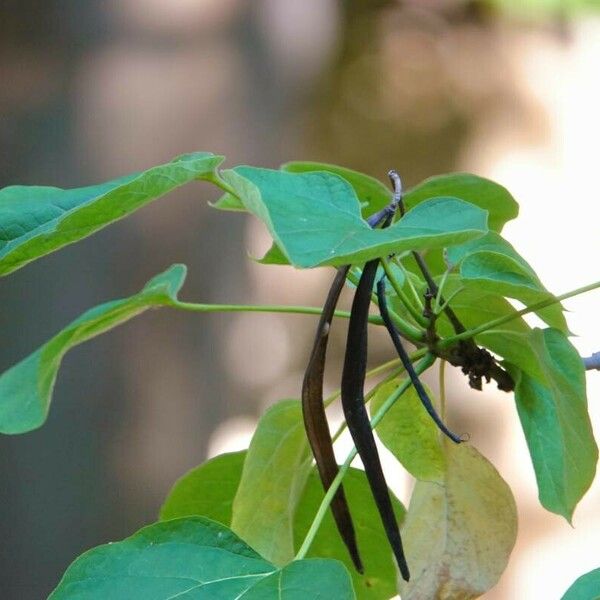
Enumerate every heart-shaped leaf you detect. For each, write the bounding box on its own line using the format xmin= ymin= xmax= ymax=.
xmin=0 ymin=265 xmax=186 ymax=434
xmin=222 ymin=167 xmax=488 ymax=268
xmin=231 ymin=400 xmax=311 ymax=566
xmin=160 ymin=452 xmax=405 ymax=600
xmin=398 ymin=443 xmax=517 ymax=600
xmin=214 ymin=160 xmax=392 ymax=219
xmin=370 ymin=379 xmax=445 ymax=482
xmin=282 ymin=161 xmax=392 ymax=219
xmin=49 ymin=517 xmax=355 ymax=599
xmin=404 ymin=172 xmax=518 ymax=232
xmin=506 ymin=328 xmax=598 ymax=521
xmin=0 ymin=152 xmax=222 ymax=275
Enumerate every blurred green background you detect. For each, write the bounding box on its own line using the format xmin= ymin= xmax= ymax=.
xmin=1 ymin=1 xmax=599 ymax=598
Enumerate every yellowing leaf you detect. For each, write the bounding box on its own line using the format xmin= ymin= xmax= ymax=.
xmin=371 ymin=379 xmax=445 ymax=482
xmin=399 ymin=443 xmax=517 ymax=600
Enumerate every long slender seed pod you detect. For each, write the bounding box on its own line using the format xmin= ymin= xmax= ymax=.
xmin=376 ymin=278 xmax=462 ymax=443
xmin=301 ymin=207 xmax=396 ymax=573
xmin=341 ymin=258 xmax=410 ymax=582
xmin=301 ymin=266 xmax=363 ymax=572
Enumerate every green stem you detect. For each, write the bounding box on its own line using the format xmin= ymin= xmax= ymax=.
xmin=205 ymin=171 xmax=238 ymax=197
xmin=393 ymin=258 xmax=424 ymax=312
xmin=323 ymin=358 xmax=401 ymax=409
xmin=295 ymin=354 xmax=435 ymax=561
xmin=433 ymin=268 xmax=451 ymax=314
xmin=434 ymin=286 xmax=465 ymax=316
xmin=330 ymin=366 xmax=405 ymax=443
xmin=381 ymin=257 xmax=429 ymax=328
xmin=440 ymin=279 xmax=600 ymax=347
xmin=174 ymin=301 xmax=384 ymax=325
xmin=346 ymin=269 xmax=424 ymax=343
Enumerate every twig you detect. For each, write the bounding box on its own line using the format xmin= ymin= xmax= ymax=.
xmin=584 ymin=352 xmax=600 ymax=371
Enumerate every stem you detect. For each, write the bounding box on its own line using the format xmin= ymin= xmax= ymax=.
xmin=381 ymin=257 xmax=429 ymax=328
xmin=439 ymin=359 xmax=447 ymax=421
xmin=440 ymin=279 xmax=600 ymax=347
xmin=433 ymin=268 xmax=451 ymax=315
xmin=205 ymin=171 xmax=238 ymax=197
xmin=346 ymin=269 xmax=424 ymax=343
xmin=324 ymin=358 xmax=399 ymax=408
xmin=323 ymin=348 xmax=428 ymax=410
xmin=434 ymin=286 xmax=465 ymax=316
xmin=394 ymin=257 xmax=424 ymax=312
xmin=295 ymin=354 xmax=435 ymax=561
xmin=174 ymin=301 xmax=384 ymax=325
xmin=331 ymin=366 xmax=405 ymax=443
xmin=584 ymin=352 xmax=600 ymax=371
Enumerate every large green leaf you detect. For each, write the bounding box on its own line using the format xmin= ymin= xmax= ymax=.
xmin=213 ymin=160 xmax=392 ymax=218
xmin=160 ymin=451 xmax=246 ymax=524
xmin=0 ymin=265 xmax=186 ymax=434
xmin=50 ymin=517 xmax=355 ymax=599
xmin=561 ymin=568 xmax=600 ymax=600
xmin=0 ymin=152 xmax=222 ymax=275
xmin=507 ymin=328 xmax=598 ymax=521
xmin=252 ymin=161 xmax=394 ymax=265
xmin=282 ymin=161 xmax=392 ymax=219
xmin=231 ymin=400 xmax=311 ymax=566
xmin=404 ymin=172 xmax=518 ymax=232
xmin=370 ymin=379 xmax=445 ymax=482
xmin=159 ymin=452 xmax=404 ymax=600
xmin=459 ymin=250 xmax=568 ymax=332
xmin=221 ymin=167 xmax=488 ymax=268
xmin=398 ymin=443 xmax=517 ymax=600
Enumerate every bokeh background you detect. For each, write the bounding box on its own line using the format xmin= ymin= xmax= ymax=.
xmin=1 ymin=1 xmax=599 ymax=598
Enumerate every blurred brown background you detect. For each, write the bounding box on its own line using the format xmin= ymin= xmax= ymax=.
xmin=1 ymin=1 xmax=599 ymax=598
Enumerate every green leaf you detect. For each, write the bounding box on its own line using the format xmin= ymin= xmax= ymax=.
xmin=446 ymin=231 xmax=535 ymax=275
xmin=370 ymin=379 xmax=445 ymax=481
xmin=256 ymin=242 xmax=289 ymax=265
xmin=222 ymin=167 xmax=488 ymax=268
xmin=231 ymin=400 xmax=311 ymax=566
xmin=507 ymin=328 xmax=598 ymax=521
xmin=404 ymin=172 xmax=518 ymax=232
xmin=561 ymin=568 xmax=600 ymax=600
xmin=257 ymin=161 xmax=395 ymax=267
xmin=398 ymin=443 xmax=517 ymax=600
xmin=215 ymin=161 xmax=393 ymax=218
xmin=435 ymin=278 xmax=547 ymax=381
xmin=0 ymin=152 xmax=223 ymax=276
xmin=160 ymin=451 xmax=246 ymax=524
xmin=282 ymin=161 xmax=391 ymax=219
xmin=159 ymin=452 xmax=404 ymax=600
xmin=0 ymin=265 xmax=187 ymax=434
xmin=459 ymin=250 xmax=568 ymax=332
xmin=294 ymin=468 xmax=406 ymax=600
xmin=50 ymin=517 xmax=356 ymax=600
xmin=211 ymin=191 xmax=245 ymax=211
